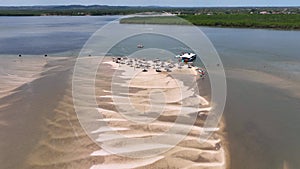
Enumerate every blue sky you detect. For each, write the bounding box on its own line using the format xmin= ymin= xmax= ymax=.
xmin=0 ymin=0 xmax=299 ymax=7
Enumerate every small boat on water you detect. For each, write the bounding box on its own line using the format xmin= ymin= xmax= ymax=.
xmin=176 ymin=53 xmax=197 ymax=62
xmin=137 ymin=44 xmax=144 ymax=48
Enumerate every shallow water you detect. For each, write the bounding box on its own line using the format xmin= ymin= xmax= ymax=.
xmin=203 ymin=27 xmax=300 ymax=169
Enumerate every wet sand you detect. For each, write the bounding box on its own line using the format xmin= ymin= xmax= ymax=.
xmin=0 ymin=56 xmax=74 ymax=169
xmin=0 ymin=56 xmax=228 ymax=169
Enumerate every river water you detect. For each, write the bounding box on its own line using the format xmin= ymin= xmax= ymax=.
xmin=0 ymin=16 xmax=300 ymax=169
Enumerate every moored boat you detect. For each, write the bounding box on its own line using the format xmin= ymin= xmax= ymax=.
xmin=175 ymin=53 xmax=196 ymax=62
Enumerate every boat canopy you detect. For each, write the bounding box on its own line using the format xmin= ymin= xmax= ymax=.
xmin=175 ymin=53 xmax=196 ymax=59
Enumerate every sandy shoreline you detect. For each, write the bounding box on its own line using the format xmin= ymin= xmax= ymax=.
xmin=0 ymin=56 xmax=229 ymax=169
xmin=75 ymin=57 xmax=228 ymax=169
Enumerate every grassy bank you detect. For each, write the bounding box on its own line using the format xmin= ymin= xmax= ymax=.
xmin=120 ymin=16 xmax=192 ymax=25
xmin=120 ymin=14 xmax=300 ymax=30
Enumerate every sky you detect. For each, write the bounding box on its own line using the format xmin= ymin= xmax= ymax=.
xmin=0 ymin=0 xmax=299 ymax=7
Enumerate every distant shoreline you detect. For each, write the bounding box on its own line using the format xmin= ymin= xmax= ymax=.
xmin=120 ymin=15 xmax=300 ymax=30
xmin=1 ymin=5 xmax=300 ymax=30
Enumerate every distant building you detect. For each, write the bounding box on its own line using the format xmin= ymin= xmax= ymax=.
xmin=259 ymin=11 xmax=269 ymax=14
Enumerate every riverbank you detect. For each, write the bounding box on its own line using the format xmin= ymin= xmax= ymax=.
xmin=120 ymin=14 xmax=300 ymax=30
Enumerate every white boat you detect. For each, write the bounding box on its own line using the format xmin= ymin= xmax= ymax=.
xmin=137 ymin=44 xmax=144 ymax=48
xmin=176 ymin=53 xmax=197 ymax=62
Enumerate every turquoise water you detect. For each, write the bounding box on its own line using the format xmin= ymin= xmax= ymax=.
xmin=1 ymin=16 xmax=300 ymax=169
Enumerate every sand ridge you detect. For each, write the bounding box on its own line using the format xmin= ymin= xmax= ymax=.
xmin=86 ymin=57 xmax=227 ymax=169
xmin=0 ymin=56 xmax=228 ymax=169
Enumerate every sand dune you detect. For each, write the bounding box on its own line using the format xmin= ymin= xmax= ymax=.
xmin=0 ymin=56 xmax=228 ymax=169
xmin=80 ymin=58 xmax=227 ymax=168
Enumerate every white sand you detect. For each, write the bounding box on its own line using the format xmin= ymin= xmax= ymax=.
xmin=87 ymin=59 xmax=227 ymax=169
xmin=4 ymin=56 xmax=227 ymax=169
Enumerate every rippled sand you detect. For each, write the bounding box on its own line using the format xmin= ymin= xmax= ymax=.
xmin=0 ymin=56 xmax=80 ymax=169
xmin=0 ymin=56 xmax=228 ymax=169
xmin=0 ymin=56 xmax=47 ymax=98
xmin=73 ymin=57 xmax=228 ymax=169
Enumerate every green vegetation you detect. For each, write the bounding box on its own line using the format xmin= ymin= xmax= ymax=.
xmin=1 ymin=5 xmax=300 ymax=30
xmin=180 ymin=14 xmax=300 ymax=29
xmin=0 ymin=6 xmax=299 ymax=16
xmin=0 ymin=5 xmax=173 ymax=16
xmin=0 ymin=9 xmax=143 ymax=16
xmin=120 ymin=16 xmax=192 ymax=25
xmin=120 ymin=14 xmax=300 ymax=30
